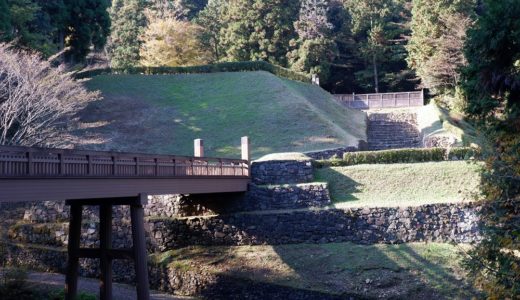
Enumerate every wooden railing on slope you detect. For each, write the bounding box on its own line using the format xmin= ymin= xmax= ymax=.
xmin=334 ymin=91 xmax=424 ymax=109
xmin=0 ymin=146 xmax=249 ymax=178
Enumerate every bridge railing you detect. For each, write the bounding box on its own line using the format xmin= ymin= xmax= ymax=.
xmin=334 ymin=90 xmax=424 ymax=109
xmin=0 ymin=145 xmax=250 ymax=178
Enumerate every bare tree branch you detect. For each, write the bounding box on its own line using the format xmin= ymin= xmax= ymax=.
xmin=0 ymin=43 xmax=100 ymax=147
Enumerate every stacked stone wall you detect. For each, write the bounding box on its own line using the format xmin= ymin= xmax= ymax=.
xmin=251 ymin=160 xmax=313 ymax=185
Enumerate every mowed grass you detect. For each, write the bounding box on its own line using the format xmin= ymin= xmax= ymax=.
xmin=152 ymin=242 xmax=480 ymax=299
xmin=314 ymin=161 xmax=482 ymax=207
xmin=81 ymin=71 xmax=366 ymax=158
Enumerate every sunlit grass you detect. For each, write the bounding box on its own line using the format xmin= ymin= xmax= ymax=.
xmin=82 ymin=71 xmax=366 ymax=158
xmin=315 ymin=161 xmax=483 ymax=207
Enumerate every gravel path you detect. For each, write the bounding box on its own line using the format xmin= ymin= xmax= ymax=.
xmin=21 ymin=270 xmax=195 ymax=300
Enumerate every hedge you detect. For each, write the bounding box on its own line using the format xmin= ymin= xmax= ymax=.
xmin=75 ymin=61 xmax=312 ymax=83
xmin=316 ymin=147 xmax=480 ymax=167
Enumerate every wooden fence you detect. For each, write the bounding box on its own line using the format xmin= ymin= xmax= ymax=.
xmin=0 ymin=146 xmax=249 ymax=178
xmin=334 ymin=90 xmax=424 ymax=109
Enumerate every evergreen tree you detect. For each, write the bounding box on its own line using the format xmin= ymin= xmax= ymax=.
xmin=220 ymin=0 xmax=299 ymax=66
xmin=5 ymin=0 xmax=42 ymax=50
xmin=344 ymin=0 xmax=412 ymax=93
xmin=0 ymin=0 xmax=11 ymax=40
xmin=461 ymin=0 xmax=520 ymax=297
xmin=194 ymin=0 xmax=227 ymax=61
xmin=289 ymin=0 xmax=337 ymax=81
xmin=64 ymin=0 xmax=110 ymax=63
xmin=407 ymin=0 xmax=476 ymax=93
xmin=108 ymin=0 xmax=146 ymax=69
xmin=146 ymin=0 xmax=207 ymax=20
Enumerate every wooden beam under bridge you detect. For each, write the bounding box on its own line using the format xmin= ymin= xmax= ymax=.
xmin=65 ymin=194 xmax=150 ymax=300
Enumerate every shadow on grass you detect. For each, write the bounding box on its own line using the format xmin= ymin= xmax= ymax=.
xmin=314 ymin=167 xmax=362 ymax=204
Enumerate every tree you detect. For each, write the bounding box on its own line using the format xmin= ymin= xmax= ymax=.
xmin=146 ymin=0 xmax=207 ymax=20
xmin=0 ymin=0 xmax=11 ymax=40
xmin=289 ymin=0 xmax=337 ymax=81
xmin=0 ymin=43 xmax=99 ymax=147
xmin=107 ymin=0 xmax=147 ymax=69
xmin=140 ymin=18 xmax=211 ymax=67
xmin=5 ymin=0 xmax=42 ymax=51
xmin=64 ymin=0 xmax=111 ymax=63
xmin=344 ymin=0 xmax=412 ymax=93
xmin=407 ymin=0 xmax=476 ymax=93
xmin=460 ymin=0 xmax=520 ymax=298
xmin=220 ymin=0 xmax=300 ymax=66
xmin=194 ymin=0 xmax=227 ymax=61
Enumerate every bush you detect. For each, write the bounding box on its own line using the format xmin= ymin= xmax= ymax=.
xmin=75 ymin=61 xmax=312 ymax=83
xmin=315 ymin=147 xmax=480 ymax=167
xmin=447 ymin=147 xmax=479 ymax=160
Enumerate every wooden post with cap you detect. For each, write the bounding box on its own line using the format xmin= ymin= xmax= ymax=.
xmin=194 ymin=139 xmax=204 ymax=157
xmin=241 ymin=136 xmax=250 ymax=176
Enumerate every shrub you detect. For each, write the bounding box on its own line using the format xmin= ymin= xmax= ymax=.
xmin=315 ymin=147 xmax=480 ymax=167
xmin=447 ymin=147 xmax=479 ymax=160
xmin=75 ymin=61 xmax=312 ymax=83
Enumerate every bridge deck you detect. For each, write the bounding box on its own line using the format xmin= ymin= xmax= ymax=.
xmin=0 ymin=145 xmax=250 ymax=202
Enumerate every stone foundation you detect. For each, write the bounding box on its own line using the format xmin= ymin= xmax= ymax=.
xmin=251 ymin=160 xmax=313 ymax=185
xmin=148 ymin=203 xmax=481 ymax=251
xmin=9 ymin=202 xmax=481 ymax=252
xmin=304 ymin=147 xmax=357 ymax=160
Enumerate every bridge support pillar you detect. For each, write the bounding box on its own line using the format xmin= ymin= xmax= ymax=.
xmin=65 ymin=194 xmax=150 ymax=300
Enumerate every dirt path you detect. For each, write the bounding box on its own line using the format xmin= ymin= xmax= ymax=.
xmin=22 ymin=270 xmax=195 ymax=300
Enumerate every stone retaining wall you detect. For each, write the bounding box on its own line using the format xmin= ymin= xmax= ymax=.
xmin=304 ymin=147 xmax=357 ymax=160
xmin=9 ymin=203 xmax=481 ymax=252
xmin=148 ymin=203 xmax=481 ymax=251
xmin=245 ymin=183 xmax=330 ymax=210
xmin=251 ymin=160 xmax=313 ymax=185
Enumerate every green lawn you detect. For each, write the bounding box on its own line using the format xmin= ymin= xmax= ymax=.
xmin=152 ymin=242 xmax=480 ymax=299
xmin=80 ymin=71 xmax=366 ymax=159
xmin=314 ymin=161 xmax=482 ymax=207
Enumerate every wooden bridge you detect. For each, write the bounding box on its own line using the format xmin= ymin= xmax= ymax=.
xmin=0 ymin=137 xmax=251 ymax=300
xmin=333 ymin=90 xmax=424 ymax=109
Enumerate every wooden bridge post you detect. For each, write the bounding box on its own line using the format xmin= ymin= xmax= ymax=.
xmin=64 ymin=195 xmax=150 ymax=300
xmin=65 ymin=203 xmax=83 ymax=300
xmin=241 ymin=136 xmax=250 ymax=162
xmin=241 ymin=136 xmax=250 ymax=176
xmin=99 ymin=203 xmax=113 ymax=300
xmin=194 ymin=139 xmax=204 ymax=157
xmin=131 ymin=194 xmax=150 ymax=300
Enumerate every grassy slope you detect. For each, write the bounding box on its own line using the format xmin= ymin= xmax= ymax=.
xmin=315 ymin=161 xmax=482 ymax=207
xmin=81 ymin=71 xmax=366 ymax=159
xmin=153 ymin=243 xmax=480 ymax=299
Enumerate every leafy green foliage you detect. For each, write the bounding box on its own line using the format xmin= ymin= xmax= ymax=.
xmin=1 ymin=0 xmax=109 ymax=60
xmin=219 ymin=0 xmax=300 ymax=66
xmin=288 ymin=0 xmax=336 ymax=81
xmin=0 ymin=0 xmax=12 ymax=40
xmin=315 ymin=147 xmax=479 ymax=167
xmin=407 ymin=0 xmax=476 ymax=94
xmin=194 ymin=0 xmax=227 ymax=61
xmin=76 ymin=60 xmax=312 ymax=82
xmin=146 ymin=0 xmax=207 ymax=20
xmin=107 ymin=0 xmax=146 ymax=69
xmin=64 ymin=0 xmax=110 ymax=63
xmin=460 ymin=0 xmax=520 ymax=297
xmin=343 ymin=0 xmax=416 ymax=93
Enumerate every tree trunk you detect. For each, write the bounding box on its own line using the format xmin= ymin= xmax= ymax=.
xmin=372 ymin=53 xmax=379 ymax=93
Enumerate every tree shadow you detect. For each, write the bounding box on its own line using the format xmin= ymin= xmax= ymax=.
xmin=314 ymin=167 xmax=362 ymax=204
